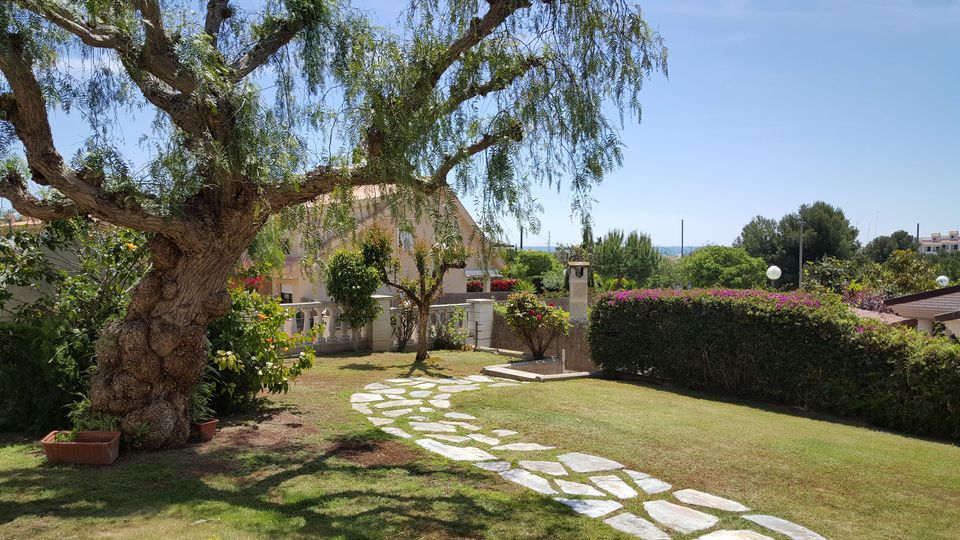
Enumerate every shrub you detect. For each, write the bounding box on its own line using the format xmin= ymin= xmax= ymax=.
xmin=492 ymin=278 xmax=518 ymax=292
xmin=324 ymin=248 xmax=382 ymax=330
xmin=503 ymin=250 xmax=560 ymax=279
xmin=430 ymin=307 xmax=469 ymax=351
xmin=588 ymin=288 xmax=960 ymax=440
xmin=499 ymin=292 xmax=571 ymax=359
xmin=391 ymin=297 xmax=418 ymax=352
xmin=541 ymin=268 xmax=566 ymax=291
xmin=677 ymin=246 xmax=766 ymax=289
xmin=512 ymin=279 xmax=537 ymax=293
xmin=467 ymin=279 xmax=483 ymax=292
xmin=207 ymin=288 xmax=317 ymax=414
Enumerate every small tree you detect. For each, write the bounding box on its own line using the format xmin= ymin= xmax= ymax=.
xmin=324 ymin=249 xmax=382 ymax=348
xmin=591 ymin=230 xmax=661 ymax=289
xmin=499 ymin=292 xmax=570 ymax=360
xmin=361 ymin=223 xmax=468 ymax=362
xmin=678 ymin=246 xmax=766 ymax=289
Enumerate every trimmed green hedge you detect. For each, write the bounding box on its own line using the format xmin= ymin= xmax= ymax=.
xmin=588 ymin=289 xmax=960 ymax=440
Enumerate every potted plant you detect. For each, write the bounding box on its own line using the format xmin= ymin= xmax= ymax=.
xmin=190 ymin=379 xmax=218 ymax=442
xmin=41 ymin=399 xmax=121 ymax=465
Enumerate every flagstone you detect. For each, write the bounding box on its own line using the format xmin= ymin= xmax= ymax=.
xmin=499 ymin=469 xmax=557 ymax=495
xmin=381 ymin=427 xmax=412 ymax=439
xmin=467 ymin=434 xmax=501 ymax=445
xmin=373 ymin=399 xmax=422 ymax=408
xmin=413 ymin=382 xmax=436 ymax=389
xmin=491 ymin=429 xmax=518 ymax=437
xmin=554 ymin=498 xmax=622 ymax=518
xmin=351 ymin=392 xmax=384 ymax=403
xmin=433 ymin=393 xmax=451 ymax=400
xmin=375 ymin=387 xmax=407 ymax=395
xmin=386 ymin=378 xmax=409 ymax=383
xmin=444 ymin=412 xmax=476 ymax=420
xmin=366 ymin=417 xmax=394 ymax=426
xmin=555 ymin=479 xmax=606 ymax=497
xmin=465 ymin=375 xmax=495 ymax=383
xmin=743 ymin=515 xmax=825 ymax=540
xmin=419 ymin=407 xmax=434 ymax=412
xmin=352 ymin=403 xmax=373 ymax=415
xmin=557 ymin=452 xmax=625 ymax=473
xmin=492 ymin=443 xmax=555 ymax=451
xmin=624 ymin=470 xmax=650 ymax=482
xmin=520 ymin=460 xmax=567 ymax=476
xmin=697 ymin=531 xmax=774 ymax=540
xmin=590 ymin=475 xmax=638 ymax=499
xmin=415 ymin=439 xmax=498 ymax=461
xmin=474 ymin=460 xmax=512 ymax=472
xmin=633 ymin=477 xmax=672 ymax=494
xmin=410 ymin=421 xmax=459 ymax=433
xmin=673 ymin=489 xmax=749 ymax=512
xmin=604 ymin=513 xmax=671 ymax=540
xmin=439 ymin=420 xmax=481 ymax=431
xmin=364 ymin=382 xmax=391 ymax=390
xmin=424 ymin=434 xmax=471 ymax=443
xmin=408 ymin=415 xmax=428 ymax=421
xmin=643 ymin=501 xmax=719 ymax=534
xmin=381 ymin=408 xmax=413 ymax=418
xmin=386 ymin=393 xmax=409 ymax=400
xmin=409 ymin=390 xmax=434 ymax=398
xmin=429 ymin=399 xmax=451 ymax=408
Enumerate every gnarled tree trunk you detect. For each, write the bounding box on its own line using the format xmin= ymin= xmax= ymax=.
xmin=88 ymin=230 xmax=254 ymax=450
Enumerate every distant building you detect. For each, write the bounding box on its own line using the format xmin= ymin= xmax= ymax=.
xmin=918 ymin=230 xmax=959 ymax=255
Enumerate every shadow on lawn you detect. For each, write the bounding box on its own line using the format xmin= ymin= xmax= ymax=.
xmin=0 ymin=428 xmax=587 ymax=539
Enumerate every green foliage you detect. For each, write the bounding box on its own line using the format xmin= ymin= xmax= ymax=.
xmin=0 ymin=219 xmax=147 ymax=432
xmin=647 ymin=256 xmax=680 ymax=288
xmin=207 ymin=288 xmax=316 ymax=414
xmin=589 ymin=289 xmax=960 ymax=440
xmin=189 ymin=378 xmax=217 ymax=423
xmin=882 ymin=250 xmax=938 ymax=294
xmin=499 ymin=292 xmax=570 ymax=360
xmin=860 ymin=230 xmax=915 ymax=263
xmin=677 ymin=246 xmax=766 ymax=289
xmin=734 ymin=215 xmax=780 ymax=261
xmin=590 ymin=230 xmax=661 ymax=289
xmin=503 ymin=250 xmax=560 ymax=279
xmin=512 ymin=279 xmax=537 ymax=294
xmin=540 ymin=268 xmax=566 ymax=291
xmin=324 ymin=248 xmax=382 ymax=329
xmin=936 ymin=251 xmax=960 ymax=282
xmin=430 ymin=307 xmax=468 ymax=351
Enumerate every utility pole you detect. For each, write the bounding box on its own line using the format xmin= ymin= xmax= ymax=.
xmin=798 ymin=219 xmax=804 ymax=290
xmin=916 ymin=222 xmax=920 ymax=252
xmin=547 ymin=231 xmax=551 ymax=252
xmin=680 ymin=219 xmax=684 ymax=258
xmin=519 ymin=227 xmax=524 ymax=250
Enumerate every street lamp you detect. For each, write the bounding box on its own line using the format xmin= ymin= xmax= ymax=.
xmin=936 ymin=275 xmax=950 ymax=287
xmin=766 ymin=265 xmax=782 ymax=289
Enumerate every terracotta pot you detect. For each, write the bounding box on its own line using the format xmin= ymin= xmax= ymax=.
xmin=192 ymin=419 xmax=218 ymax=442
xmin=41 ymin=431 xmax=121 ymax=465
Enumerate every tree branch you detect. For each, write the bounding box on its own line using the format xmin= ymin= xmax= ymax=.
xmin=438 ymin=55 xmax=544 ymax=118
xmin=229 ymin=17 xmax=299 ymax=81
xmin=204 ymin=0 xmax=233 ymax=48
xmin=0 ymin=169 xmax=81 ymax=220
xmin=133 ymin=0 xmax=196 ymax=93
xmin=432 ymin=121 xmax=523 ymax=185
xmin=15 ymin=0 xmax=125 ymax=48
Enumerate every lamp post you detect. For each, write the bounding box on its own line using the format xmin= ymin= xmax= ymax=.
xmin=936 ymin=275 xmax=950 ymax=288
xmin=766 ymin=265 xmax=782 ymax=289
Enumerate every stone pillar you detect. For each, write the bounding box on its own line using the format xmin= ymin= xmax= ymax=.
xmin=466 ymin=298 xmax=494 ymax=348
xmin=368 ymin=295 xmax=394 ymax=352
xmin=568 ymin=262 xmax=590 ymax=322
xmin=482 ymin=274 xmax=492 ymax=293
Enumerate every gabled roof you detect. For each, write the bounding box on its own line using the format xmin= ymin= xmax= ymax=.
xmin=884 ymin=284 xmax=960 ymax=306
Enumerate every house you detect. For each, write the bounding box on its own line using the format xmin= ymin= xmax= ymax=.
xmin=258 ymin=186 xmax=502 ymax=304
xmin=885 ymin=284 xmax=960 ymax=336
xmin=918 ymin=230 xmax=960 ymax=255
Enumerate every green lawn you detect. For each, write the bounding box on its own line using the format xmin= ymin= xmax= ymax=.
xmin=1 ymin=350 xmax=958 ymax=539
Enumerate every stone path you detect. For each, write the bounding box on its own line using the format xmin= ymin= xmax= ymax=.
xmin=351 ymin=375 xmax=826 ymax=539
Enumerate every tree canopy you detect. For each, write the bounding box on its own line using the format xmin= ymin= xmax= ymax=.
xmin=677 ymin=245 xmax=765 ymax=289
xmin=591 ymin=229 xmax=660 ymax=289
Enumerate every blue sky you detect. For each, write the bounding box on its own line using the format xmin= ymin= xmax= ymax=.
xmin=3 ymin=1 xmax=958 ymax=248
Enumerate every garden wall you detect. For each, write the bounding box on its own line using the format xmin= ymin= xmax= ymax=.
xmin=490 ymin=312 xmax=596 ymax=372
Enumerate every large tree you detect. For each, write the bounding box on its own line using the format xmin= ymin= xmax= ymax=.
xmin=860 ymin=230 xmax=915 ymax=263
xmin=776 ymin=201 xmax=859 ymax=284
xmin=0 ymin=1 xmax=665 ymax=449
xmin=591 ymin=229 xmax=660 ymax=289
xmin=734 ymin=215 xmax=779 ymax=261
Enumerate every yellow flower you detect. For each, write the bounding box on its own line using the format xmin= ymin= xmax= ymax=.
xmin=124 ymin=243 xmax=137 ymax=250
xmin=257 ymin=313 xmax=268 ymax=321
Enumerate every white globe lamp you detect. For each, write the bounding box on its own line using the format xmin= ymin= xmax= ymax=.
xmin=936 ymin=275 xmax=950 ymax=288
xmin=766 ymin=266 xmax=782 ymax=281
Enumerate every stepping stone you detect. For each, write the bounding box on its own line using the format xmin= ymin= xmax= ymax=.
xmin=499 ymin=469 xmax=557 ymax=495
xmin=553 ymin=498 xmax=622 ymax=518
xmin=424 ymin=434 xmax=471 ymax=443
xmin=415 ymin=439 xmax=498 ymax=461
xmin=413 ymin=382 xmax=436 ymax=389
xmin=419 ymin=407 xmax=434 ymax=412
xmin=433 ymin=393 xmax=451 ymax=400
xmin=465 ymin=375 xmax=494 ymax=383
xmin=491 ymin=429 xmax=518 ymax=437
xmin=438 ymin=384 xmax=480 ymax=393
xmin=604 ymin=513 xmax=671 ymax=540
xmin=381 ymin=408 xmax=413 ymax=418
xmin=520 ymin=460 xmax=567 ymax=476
xmin=381 ymin=427 xmax=412 ymax=439
xmin=409 ymin=390 xmax=433 ymax=398
xmin=429 ymin=400 xmax=451 ymax=408
xmin=365 ymin=382 xmax=391 ymax=390
xmin=697 ymin=531 xmax=774 ymax=540
xmin=633 ymin=477 xmax=672 ymax=495
xmin=351 ymin=392 xmax=384 ymax=403
xmin=467 ymin=434 xmax=501 ymax=445
xmin=408 ymin=415 xmax=428 ymax=421
xmin=352 ymin=403 xmax=373 ymax=415
xmin=557 ymin=452 xmax=625 ymax=473
xmin=410 ymin=422 xmax=458 ymax=433
xmin=590 ymin=475 xmax=638 ymax=499
xmin=674 ymin=489 xmax=749 ymax=512
xmin=386 ymin=394 xmax=409 ymax=400
xmin=490 ymin=382 xmax=520 ymax=387
xmin=492 ymin=443 xmax=555 ymax=451
xmin=555 ymin=479 xmax=606 ymax=497
xmin=624 ymin=470 xmax=650 ymax=481
xmin=743 ymin=515 xmax=825 ymax=540
xmin=643 ymin=501 xmax=719 ymax=534
xmin=386 ymin=378 xmax=409 ymax=383
xmin=374 ymin=387 xmax=406 ymax=394
xmin=439 ymin=421 xmax=481 ymax=431
xmin=444 ymin=412 xmax=476 ymax=420
xmin=474 ymin=460 xmax=511 ymax=472
xmin=374 ymin=399 xmax=422 ymax=408
xmin=366 ymin=417 xmax=394 ymax=426
xmin=394 ymin=381 xmax=420 ymax=386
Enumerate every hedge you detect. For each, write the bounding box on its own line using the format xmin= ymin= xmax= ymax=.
xmin=588 ymin=288 xmax=960 ymax=440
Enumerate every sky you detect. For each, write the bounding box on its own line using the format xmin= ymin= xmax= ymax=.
xmin=3 ymin=0 xmax=958 ymax=248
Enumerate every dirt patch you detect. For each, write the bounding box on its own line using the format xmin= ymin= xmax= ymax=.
xmin=330 ymin=438 xmax=419 ymax=467
xmin=209 ymin=409 xmax=318 ymax=451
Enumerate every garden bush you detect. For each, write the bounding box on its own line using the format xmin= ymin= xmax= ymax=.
xmin=207 ymin=288 xmax=317 ymax=414
xmin=499 ymin=292 xmax=571 ymax=359
xmin=588 ymin=288 xmax=960 ymax=440
xmin=430 ymin=307 xmax=468 ymax=351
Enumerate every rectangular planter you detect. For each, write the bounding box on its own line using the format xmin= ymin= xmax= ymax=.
xmin=41 ymin=431 xmax=121 ymax=465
